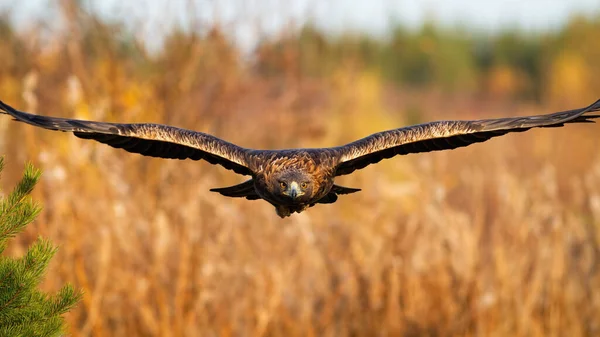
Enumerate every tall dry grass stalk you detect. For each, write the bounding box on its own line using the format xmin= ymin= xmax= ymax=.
xmin=1 ymin=2 xmax=599 ymax=336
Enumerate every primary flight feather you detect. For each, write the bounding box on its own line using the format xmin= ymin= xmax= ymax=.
xmin=1 ymin=99 xmax=599 ymax=217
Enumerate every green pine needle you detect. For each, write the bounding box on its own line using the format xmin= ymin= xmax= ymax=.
xmin=0 ymin=157 xmax=81 ymax=336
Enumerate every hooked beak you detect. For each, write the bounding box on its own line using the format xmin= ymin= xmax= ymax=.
xmin=287 ymin=181 xmax=303 ymax=199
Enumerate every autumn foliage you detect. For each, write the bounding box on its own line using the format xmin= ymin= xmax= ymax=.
xmin=0 ymin=2 xmax=599 ymax=336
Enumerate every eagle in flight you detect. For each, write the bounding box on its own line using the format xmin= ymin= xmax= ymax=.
xmin=1 ymin=99 xmax=599 ymax=217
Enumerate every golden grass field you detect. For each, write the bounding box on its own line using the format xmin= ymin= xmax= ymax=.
xmin=1 ymin=4 xmax=600 ymax=336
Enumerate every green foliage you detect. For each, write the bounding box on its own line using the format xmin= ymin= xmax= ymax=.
xmin=381 ymin=23 xmax=478 ymax=89
xmin=0 ymin=158 xmax=81 ymax=337
xmin=254 ymin=15 xmax=600 ymax=100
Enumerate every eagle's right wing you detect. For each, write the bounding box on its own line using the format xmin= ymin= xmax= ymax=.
xmin=0 ymin=100 xmax=254 ymax=176
xmin=333 ymin=99 xmax=600 ymax=176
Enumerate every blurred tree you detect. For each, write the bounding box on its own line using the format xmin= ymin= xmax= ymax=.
xmin=0 ymin=158 xmax=81 ymax=337
xmin=384 ymin=25 xmax=433 ymax=86
xmin=546 ymin=51 xmax=591 ymax=106
xmin=486 ymin=64 xmax=529 ymax=99
xmin=541 ymin=15 xmax=600 ymax=105
xmin=382 ymin=23 xmax=477 ymax=91
xmin=0 ymin=16 xmax=33 ymax=100
xmin=474 ymin=31 xmax=542 ymax=100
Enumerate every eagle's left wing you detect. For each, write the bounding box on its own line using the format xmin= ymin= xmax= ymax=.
xmin=333 ymin=99 xmax=600 ymax=176
xmin=0 ymin=100 xmax=254 ymax=176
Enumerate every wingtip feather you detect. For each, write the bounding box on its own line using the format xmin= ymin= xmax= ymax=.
xmin=585 ymin=98 xmax=600 ymax=113
xmin=0 ymin=99 xmax=13 ymax=114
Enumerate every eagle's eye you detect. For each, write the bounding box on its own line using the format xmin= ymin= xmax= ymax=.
xmin=301 ymin=182 xmax=309 ymax=189
xmin=279 ymin=181 xmax=287 ymax=189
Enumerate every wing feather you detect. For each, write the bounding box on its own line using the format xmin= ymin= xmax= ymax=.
xmin=334 ymin=99 xmax=600 ymax=176
xmin=0 ymin=100 xmax=253 ymax=176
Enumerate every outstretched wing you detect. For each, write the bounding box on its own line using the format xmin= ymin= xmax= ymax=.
xmin=334 ymin=99 xmax=600 ymax=176
xmin=0 ymin=100 xmax=254 ymax=176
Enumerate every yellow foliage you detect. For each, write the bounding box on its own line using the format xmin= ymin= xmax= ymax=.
xmin=547 ymin=51 xmax=592 ymax=106
xmin=0 ymin=11 xmax=599 ymax=337
xmin=330 ymin=67 xmax=397 ymax=142
xmin=120 ymin=83 xmax=143 ymax=109
xmin=486 ymin=64 xmax=528 ymax=98
xmin=0 ymin=77 xmax=21 ymax=102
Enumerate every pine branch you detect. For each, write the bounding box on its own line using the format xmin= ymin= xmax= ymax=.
xmin=0 ymin=161 xmax=42 ymax=248
xmin=0 ymin=158 xmax=81 ymax=336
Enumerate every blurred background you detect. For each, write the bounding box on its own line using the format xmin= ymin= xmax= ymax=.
xmin=1 ymin=0 xmax=600 ymax=336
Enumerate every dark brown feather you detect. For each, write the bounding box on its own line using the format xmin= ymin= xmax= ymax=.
xmin=333 ymin=99 xmax=600 ymax=176
xmin=0 ymin=100 xmax=253 ymax=175
xmin=210 ymin=179 xmax=260 ymax=200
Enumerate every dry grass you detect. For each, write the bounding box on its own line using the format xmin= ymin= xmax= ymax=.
xmin=1 ymin=5 xmax=600 ymax=336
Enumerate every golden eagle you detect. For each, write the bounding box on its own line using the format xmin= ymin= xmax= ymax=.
xmin=1 ymin=99 xmax=599 ymax=217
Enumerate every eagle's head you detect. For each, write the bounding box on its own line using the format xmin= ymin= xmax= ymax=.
xmin=269 ymin=169 xmax=315 ymax=203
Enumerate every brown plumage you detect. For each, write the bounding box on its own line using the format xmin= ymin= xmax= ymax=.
xmin=1 ymin=99 xmax=599 ymax=217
